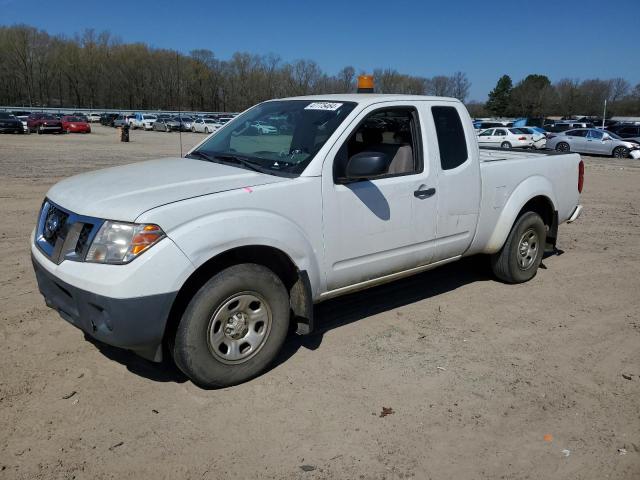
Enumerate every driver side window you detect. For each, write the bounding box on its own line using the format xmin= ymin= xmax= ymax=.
xmin=333 ymin=107 xmax=421 ymax=182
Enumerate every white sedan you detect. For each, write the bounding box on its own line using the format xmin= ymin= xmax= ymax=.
xmin=192 ymin=118 xmax=223 ymax=134
xmin=477 ymin=127 xmax=534 ymax=149
xmin=87 ymin=113 xmax=102 ymax=123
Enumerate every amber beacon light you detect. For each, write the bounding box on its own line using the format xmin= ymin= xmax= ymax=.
xmin=357 ymin=75 xmax=374 ymax=93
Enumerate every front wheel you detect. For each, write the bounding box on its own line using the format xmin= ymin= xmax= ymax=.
xmin=490 ymin=211 xmax=546 ymax=284
xmin=613 ymin=146 xmax=628 ymax=158
xmin=172 ymin=264 xmax=290 ymax=388
xmin=555 ymin=142 xmax=570 ymax=152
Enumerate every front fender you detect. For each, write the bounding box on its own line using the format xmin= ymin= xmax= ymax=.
xmin=483 ymin=175 xmax=557 ymax=254
xmin=167 ymin=209 xmax=323 ymax=297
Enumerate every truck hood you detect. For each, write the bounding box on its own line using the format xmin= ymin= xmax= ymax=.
xmin=47 ymin=157 xmax=290 ymax=221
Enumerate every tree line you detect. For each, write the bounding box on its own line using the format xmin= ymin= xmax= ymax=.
xmin=472 ymin=74 xmax=640 ymax=119
xmin=0 ymin=24 xmax=470 ymax=112
xmin=1 ymin=24 xmax=638 ymax=117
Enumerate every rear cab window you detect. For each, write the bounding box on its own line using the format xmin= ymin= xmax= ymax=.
xmin=431 ymin=106 xmax=468 ymax=171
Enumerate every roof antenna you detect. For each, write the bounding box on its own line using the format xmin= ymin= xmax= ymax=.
xmin=176 ymin=52 xmax=183 ymax=158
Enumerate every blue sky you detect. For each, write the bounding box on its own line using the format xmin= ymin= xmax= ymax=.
xmin=1 ymin=0 xmax=638 ymax=101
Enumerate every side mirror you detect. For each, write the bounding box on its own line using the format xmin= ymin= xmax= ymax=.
xmin=602 ymin=134 xmax=611 ymax=141
xmin=344 ymin=152 xmax=390 ymax=180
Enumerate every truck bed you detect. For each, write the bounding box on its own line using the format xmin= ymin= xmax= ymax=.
xmin=466 ymin=148 xmax=582 ymax=255
xmin=479 ymin=147 xmax=560 ymax=162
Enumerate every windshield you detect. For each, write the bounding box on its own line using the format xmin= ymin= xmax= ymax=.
xmin=0 ymin=112 xmax=15 ymax=119
xmin=188 ymin=100 xmax=357 ymax=176
xmin=604 ymin=130 xmax=623 ymax=140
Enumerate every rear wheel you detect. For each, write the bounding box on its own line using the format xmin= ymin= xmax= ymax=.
xmin=556 ymin=142 xmax=570 ymax=152
xmin=501 ymin=141 xmax=511 ymax=149
xmin=172 ymin=263 xmax=290 ymax=388
xmin=613 ymin=146 xmax=628 ymax=158
xmin=490 ymin=211 xmax=546 ymax=284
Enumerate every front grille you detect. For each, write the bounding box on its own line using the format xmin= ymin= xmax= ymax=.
xmin=35 ymin=200 xmax=103 ymax=264
xmin=75 ymin=223 xmax=93 ymax=255
xmin=42 ymin=204 xmax=69 ymax=247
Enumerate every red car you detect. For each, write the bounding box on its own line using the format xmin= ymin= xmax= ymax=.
xmin=61 ymin=116 xmax=91 ymax=134
xmin=27 ymin=113 xmax=63 ymax=134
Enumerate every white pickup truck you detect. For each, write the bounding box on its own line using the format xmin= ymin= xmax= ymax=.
xmin=31 ymin=94 xmax=584 ymax=387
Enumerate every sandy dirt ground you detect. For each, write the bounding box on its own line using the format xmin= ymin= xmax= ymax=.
xmin=0 ymin=125 xmax=639 ymax=479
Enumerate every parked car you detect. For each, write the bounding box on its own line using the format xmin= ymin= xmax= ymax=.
xmin=31 ymin=93 xmax=584 ymax=387
xmin=546 ymin=128 xmax=640 ymax=158
xmin=609 ymin=124 xmax=640 ymax=142
xmin=86 ymin=112 xmax=102 ymax=123
xmin=174 ymin=116 xmax=194 ymax=131
xmin=0 ymin=112 xmax=25 ymax=133
xmin=152 ymin=118 xmax=181 ymax=132
xmin=547 ymin=121 xmax=594 ymax=133
xmin=477 ymin=127 xmax=534 ymax=149
xmin=61 ymin=116 xmax=91 ymax=134
xmin=69 ymin=112 xmax=89 ymax=123
xmin=130 ymin=113 xmax=158 ymax=130
xmin=516 ymin=127 xmax=547 ymax=149
xmin=11 ymin=110 xmax=31 ymax=132
xmin=192 ymin=118 xmax=222 ymax=134
xmin=100 ymin=113 xmax=119 ymax=126
xmin=250 ymin=120 xmax=277 ymax=134
xmin=112 ymin=115 xmax=128 ymax=128
xmin=27 ymin=113 xmax=63 ymax=134
xmin=473 ymin=121 xmax=508 ymax=132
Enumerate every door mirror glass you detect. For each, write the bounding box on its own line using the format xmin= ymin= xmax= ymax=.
xmin=345 ymin=152 xmax=390 ymax=180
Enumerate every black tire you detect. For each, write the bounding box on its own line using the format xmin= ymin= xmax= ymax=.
xmin=613 ymin=146 xmax=628 ymax=158
xmin=37 ymin=126 xmax=43 ymax=135
xmin=172 ymin=263 xmax=290 ymax=388
xmin=204 ymin=127 xmax=209 ymax=134
xmin=490 ymin=211 xmax=546 ymax=284
xmin=501 ymin=141 xmax=511 ymax=149
xmin=191 ymin=126 xmax=196 ymax=133
xmin=555 ymin=142 xmax=570 ymax=152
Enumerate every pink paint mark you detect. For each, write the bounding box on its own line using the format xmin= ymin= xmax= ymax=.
xmin=243 ymin=187 xmax=253 ymax=193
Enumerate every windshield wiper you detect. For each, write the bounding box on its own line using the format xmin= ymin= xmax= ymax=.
xmin=185 ymin=150 xmax=215 ymax=162
xmin=211 ymin=153 xmax=269 ymax=174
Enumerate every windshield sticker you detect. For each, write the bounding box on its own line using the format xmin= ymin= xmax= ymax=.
xmin=304 ymin=102 xmax=343 ymax=111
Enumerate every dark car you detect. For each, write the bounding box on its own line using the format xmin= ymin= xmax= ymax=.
xmin=27 ymin=113 xmax=63 ymax=134
xmin=609 ymin=124 xmax=640 ymax=141
xmin=100 ymin=113 xmax=119 ymax=126
xmin=0 ymin=112 xmax=24 ymax=133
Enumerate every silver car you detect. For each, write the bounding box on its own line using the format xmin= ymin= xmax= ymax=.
xmin=546 ymin=128 xmax=640 ymax=158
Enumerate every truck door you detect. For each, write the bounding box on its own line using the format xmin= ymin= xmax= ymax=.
xmin=321 ymin=103 xmax=438 ymax=291
xmin=428 ymin=103 xmax=481 ymax=262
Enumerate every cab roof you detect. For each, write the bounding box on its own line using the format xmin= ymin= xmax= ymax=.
xmin=276 ymin=93 xmax=461 ymax=105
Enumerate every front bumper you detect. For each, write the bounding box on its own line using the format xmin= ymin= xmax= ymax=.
xmin=32 ymin=254 xmax=177 ymax=361
xmin=0 ymin=126 xmax=23 ymax=133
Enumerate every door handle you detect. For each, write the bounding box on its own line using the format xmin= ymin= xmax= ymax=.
xmin=414 ymin=187 xmax=436 ymax=199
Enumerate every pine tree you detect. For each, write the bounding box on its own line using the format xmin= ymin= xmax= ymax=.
xmin=486 ymin=75 xmax=513 ymax=117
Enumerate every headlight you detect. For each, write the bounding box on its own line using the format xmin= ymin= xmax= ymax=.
xmin=85 ymin=221 xmax=165 ymax=264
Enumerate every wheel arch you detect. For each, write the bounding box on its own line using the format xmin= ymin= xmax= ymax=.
xmin=164 ymin=244 xmax=314 ymax=351
xmin=482 ymin=176 xmax=558 ymax=254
